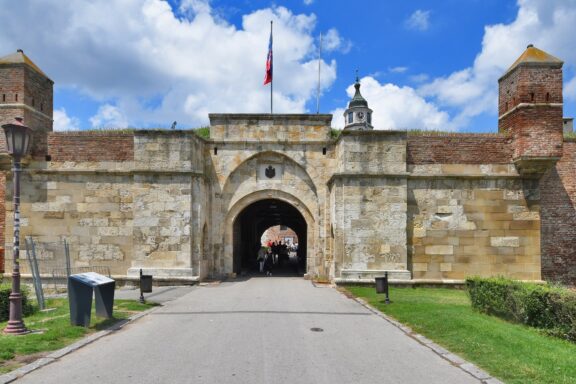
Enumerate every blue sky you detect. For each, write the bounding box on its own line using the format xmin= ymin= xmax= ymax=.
xmin=1 ymin=0 xmax=575 ymax=132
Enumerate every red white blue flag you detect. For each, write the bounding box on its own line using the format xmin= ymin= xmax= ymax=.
xmin=264 ymin=29 xmax=273 ymax=85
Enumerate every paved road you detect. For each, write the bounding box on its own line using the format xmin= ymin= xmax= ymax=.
xmin=114 ymin=285 xmax=196 ymax=304
xmin=17 ymin=277 xmax=479 ymax=384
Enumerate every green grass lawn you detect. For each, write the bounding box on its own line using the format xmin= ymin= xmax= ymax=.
xmin=0 ymin=298 xmax=155 ymax=374
xmin=344 ymin=286 xmax=576 ymax=384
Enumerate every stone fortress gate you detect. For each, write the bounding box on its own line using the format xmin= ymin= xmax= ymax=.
xmin=1 ymin=45 xmax=575 ymax=285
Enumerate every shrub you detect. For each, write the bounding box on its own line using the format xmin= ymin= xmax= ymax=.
xmin=467 ymin=277 xmax=576 ymax=342
xmin=194 ymin=127 xmax=210 ymax=139
xmin=0 ymin=283 xmax=36 ymax=322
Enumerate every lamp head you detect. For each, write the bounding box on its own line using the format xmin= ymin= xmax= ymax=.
xmin=2 ymin=117 xmax=33 ymax=158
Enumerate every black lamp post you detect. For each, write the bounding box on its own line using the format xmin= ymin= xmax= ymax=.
xmin=2 ymin=117 xmax=32 ymax=335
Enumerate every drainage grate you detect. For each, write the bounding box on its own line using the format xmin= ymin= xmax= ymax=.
xmin=310 ymin=327 xmax=324 ymax=332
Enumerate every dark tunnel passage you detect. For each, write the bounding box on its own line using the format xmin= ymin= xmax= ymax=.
xmin=232 ymin=199 xmax=307 ymax=276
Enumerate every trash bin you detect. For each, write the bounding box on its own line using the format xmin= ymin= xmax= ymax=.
xmin=68 ymin=272 xmax=116 ymax=327
xmin=140 ymin=271 xmax=153 ymax=293
xmin=139 ymin=269 xmax=153 ymax=303
xmin=375 ymin=272 xmax=390 ymax=304
xmin=375 ymin=276 xmax=387 ymax=294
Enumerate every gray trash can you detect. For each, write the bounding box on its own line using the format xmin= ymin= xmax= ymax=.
xmin=139 ymin=269 xmax=153 ymax=303
xmin=140 ymin=270 xmax=153 ymax=293
xmin=375 ymin=276 xmax=387 ymax=293
xmin=68 ymin=272 xmax=116 ymax=327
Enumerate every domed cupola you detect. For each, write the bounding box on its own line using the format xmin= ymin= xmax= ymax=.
xmin=343 ymin=73 xmax=373 ymax=130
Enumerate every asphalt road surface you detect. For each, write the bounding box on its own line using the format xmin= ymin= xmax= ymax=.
xmin=16 ymin=277 xmax=480 ymax=384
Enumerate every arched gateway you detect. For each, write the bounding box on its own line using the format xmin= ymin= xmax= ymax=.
xmin=226 ymin=193 xmax=312 ymax=275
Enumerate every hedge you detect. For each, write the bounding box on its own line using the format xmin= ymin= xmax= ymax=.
xmin=0 ymin=283 xmax=36 ymax=322
xmin=466 ymin=277 xmax=576 ymax=342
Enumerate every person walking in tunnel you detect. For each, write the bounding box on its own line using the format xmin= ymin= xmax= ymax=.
xmin=271 ymin=241 xmax=278 ymax=264
xmin=257 ymin=246 xmax=266 ymax=273
xmin=264 ymin=248 xmax=273 ymax=276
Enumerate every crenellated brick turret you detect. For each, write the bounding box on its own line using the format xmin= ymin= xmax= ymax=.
xmin=498 ymin=44 xmax=564 ymax=176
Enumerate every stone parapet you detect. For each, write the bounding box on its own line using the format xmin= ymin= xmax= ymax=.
xmin=336 ymin=130 xmax=406 ymax=174
xmin=134 ymin=130 xmax=205 ymax=172
xmin=209 ymin=114 xmax=332 ymax=142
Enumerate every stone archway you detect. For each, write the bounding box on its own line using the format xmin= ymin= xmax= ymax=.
xmin=223 ymin=190 xmax=316 ymax=277
xmin=232 ymin=198 xmax=307 ymax=275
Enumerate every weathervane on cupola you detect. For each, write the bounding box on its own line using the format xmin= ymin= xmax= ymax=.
xmin=343 ymin=70 xmax=373 ymax=130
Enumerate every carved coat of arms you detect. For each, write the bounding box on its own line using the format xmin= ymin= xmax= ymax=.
xmin=265 ymin=165 xmax=276 ymax=178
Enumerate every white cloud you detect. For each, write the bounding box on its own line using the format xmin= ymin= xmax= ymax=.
xmin=179 ymin=0 xmax=212 ymax=15
xmin=331 ymin=77 xmax=452 ymax=131
xmin=90 ymin=104 xmax=129 ymax=129
xmin=0 ymin=1 xmax=338 ymax=128
xmin=405 ymin=10 xmax=431 ymax=31
xmin=322 ymin=28 xmax=351 ymax=53
xmin=389 ymin=66 xmax=408 ymax=74
xmin=417 ymin=0 xmax=576 ymax=128
xmin=303 ymin=0 xmax=314 ymax=5
xmin=409 ymin=73 xmax=429 ymax=83
xmin=53 ymin=108 xmax=80 ymax=131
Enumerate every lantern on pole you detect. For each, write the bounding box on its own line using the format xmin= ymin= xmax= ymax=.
xmin=2 ymin=117 xmax=32 ymax=335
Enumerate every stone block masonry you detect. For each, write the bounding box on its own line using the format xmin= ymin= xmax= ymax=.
xmin=408 ymin=176 xmax=541 ymax=281
xmin=0 ymin=121 xmax=574 ymax=284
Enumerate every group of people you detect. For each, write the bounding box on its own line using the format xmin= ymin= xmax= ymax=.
xmin=257 ymin=240 xmax=298 ymax=276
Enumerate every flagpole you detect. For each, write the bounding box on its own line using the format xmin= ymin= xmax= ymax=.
xmin=316 ymin=32 xmax=322 ymax=114
xmin=270 ymin=20 xmax=273 ymax=115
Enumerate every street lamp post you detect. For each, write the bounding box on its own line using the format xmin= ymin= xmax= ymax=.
xmin=2 ymin=117 xmax=32 ymax=335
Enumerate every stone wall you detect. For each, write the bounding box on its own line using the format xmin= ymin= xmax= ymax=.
xmin=408 ymin=170 xmax=541 ymax=281
xmin=15 ymin=173 xmax=134 ymax=275
xmin=1 ymin=120 xmax=574 ymax=285
xmin=3 ymin=131 xmax=207 ymax=279
xmin=332 ymin=131 xmax=409 ymax=281
xmin=540 ymin=140 xmax=576 ymax=284
xmin=332 ymin=176 xmax=409 ymax=280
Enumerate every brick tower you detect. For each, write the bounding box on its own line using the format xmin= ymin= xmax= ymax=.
xmin=0 ymin=49 xmax=53 ymax=158
xmin=498 ymin=44 xmax=564 ymax=175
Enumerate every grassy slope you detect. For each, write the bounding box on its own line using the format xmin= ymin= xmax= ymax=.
xmin=345 ymin=286 xmax=576 ymax=384
xmin=0 ymin=298 xmax=154 ymax=374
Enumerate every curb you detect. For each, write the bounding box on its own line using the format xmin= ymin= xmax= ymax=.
xmin=0 ymin=306 xmax=159 ymax=384
xmin=347 ymin=295 xmax=505 ymax=384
